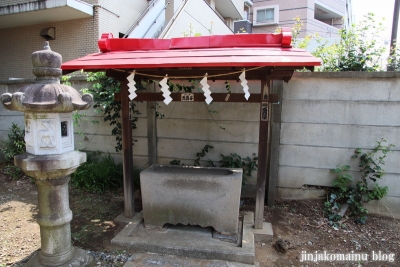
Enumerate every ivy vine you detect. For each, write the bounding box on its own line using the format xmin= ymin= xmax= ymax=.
xmin=324 ymin=138 xmax=394 ymax=225
xmin=170 ymin=144 xmax=258 ymax=185
xmin=82 ymin=72 xmax=140 ymax=152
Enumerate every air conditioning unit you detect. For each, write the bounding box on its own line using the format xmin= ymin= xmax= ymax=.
xmin=234 ymin=20 xmax=252 ymax=34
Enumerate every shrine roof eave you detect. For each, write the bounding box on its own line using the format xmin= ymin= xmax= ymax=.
xmin=61 ymin=28 xmax=321 ymax=80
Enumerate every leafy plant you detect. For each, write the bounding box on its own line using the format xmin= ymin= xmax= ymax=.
xmin=276 ymin=16 xmax=315 ymax=49
xmin=324 ymin=139 xmax=394 ymax=225
xmin=181 ymin=23 xmax=202 ymax=37
xmin=70 ymin=151 xmax=124 ymax=193
xmin=169 ymin=159 xmax=182 ymax=165
xmin=194 ymin=145 xmax=214 ymax=166
xmin=167 ymin=79 xmax=195 ymax=93
xmin=0 ymin=123 xmax=25 ymax=161
xmin=61 ymin=75 xmax=72 ymax=86
xmin=219 ymin=153 xmax=258 ymax=185
xmin=82 ymin=72 xmax=140 ymax=152
xmin=291 ymin=16 xmax=314 ymax=49
xmin=169 ymin=145 xmax=258 ymax=185
xmin=0 ymin=123 xmax=25 ymax=179
xmin=387 ymin=43 xmax=400 ymax=71
xmin=313 ymin=13 xmax=386 ymax=72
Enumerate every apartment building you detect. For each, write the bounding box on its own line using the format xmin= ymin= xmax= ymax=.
xmin=0 ymin=0 xmax=351 ymax=80
xmin=125 ymin=0 xmax=244 ymax=39
xmin=0 ymin=0 xmax=152 ymax=80
xmin=0 ymin=0 xmax=248 ymax=80
xmin=248 ymin=0 xmax=352 ymax=38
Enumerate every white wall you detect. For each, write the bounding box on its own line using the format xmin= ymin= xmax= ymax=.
xmin=278 ymin=72 xmax=400 ymax=218
xmin=162 ymin=0 xmax=232 ymax=38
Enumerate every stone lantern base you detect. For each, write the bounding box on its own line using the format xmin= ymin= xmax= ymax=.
xmin=15 ymin=151 xmax=94 ymax=267
xmin=26 ymin=248 xmax=93 ymax=267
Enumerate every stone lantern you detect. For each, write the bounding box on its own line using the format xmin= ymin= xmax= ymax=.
xmin=1 ymin=42 xmax=94 ymax=267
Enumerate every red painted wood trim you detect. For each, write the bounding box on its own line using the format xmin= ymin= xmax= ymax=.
xmin=97 ymin=28 xmax=292 ymax=53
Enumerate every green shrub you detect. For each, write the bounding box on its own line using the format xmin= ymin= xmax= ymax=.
xmin=313 ymin=13 xmax=386 ymax=72
xmin=324 ymin=139 xmax=394 ymax=225
xmin=70 ymin=151 xmax=124 ymax=193
xmin=0 ymin=123 xmax=25 ymax=162
xmin=0 ymin=123 xmax=25 ymax=179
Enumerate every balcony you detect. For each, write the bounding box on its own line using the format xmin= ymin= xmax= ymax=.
xmin=214 ymin=0 xmax=244 ymax=19
xmin=314 ymin=0 xmax=344 ymax=24
xmin=0 ymin=0 xmax=93 ymax=29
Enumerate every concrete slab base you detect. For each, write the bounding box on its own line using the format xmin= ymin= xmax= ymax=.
xmin=123 ymin=252 xmax=259 ymax=267
xmin=114 ymin=212 xmax=141 ymax=224
xmin=243 ymin=212 xmax=273 ymax=243
xmin=251 ymin=222 xmax=273 ymax=243
xmin=111 ymin=211 xmax=261 ymax=265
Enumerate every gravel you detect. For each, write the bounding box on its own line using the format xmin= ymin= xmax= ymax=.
xmin=88 ymin=250 xmax=132 ymax=266
xmin=11 ymin=249 xmax=132 ymax=267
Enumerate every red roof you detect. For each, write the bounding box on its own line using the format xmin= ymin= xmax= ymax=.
xmin=61 ymin=28 xmax=320 ymax=71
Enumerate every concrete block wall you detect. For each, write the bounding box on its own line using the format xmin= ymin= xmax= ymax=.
xmin=278 ymin=72 xmax=400 ymax=217
xmin=154 ymin=80 xmax=261 ymax=196
xmin=0 ymin=82 xmax=26 ymax=144
xmin=2 ymin=72 xmax=400 ymax=218
xmin=73 ymin=98 xmax=149 ymax=168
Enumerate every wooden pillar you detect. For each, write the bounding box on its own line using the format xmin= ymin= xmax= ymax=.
xmin=147 ymin=83 xmax=157 ymax=165
xmin=121 ymin=81 xmax=135 ymax=218
xmin=255 ymin=76 xmax=271 ymax=229
xmin=267 ymin=80 xmax=283 ymax=205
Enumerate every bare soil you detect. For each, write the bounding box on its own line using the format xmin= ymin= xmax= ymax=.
xmin=1 ymin=172 xmax=399 ymax=267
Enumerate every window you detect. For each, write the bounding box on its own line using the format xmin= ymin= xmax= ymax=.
xmin=253 ymin=5 xmax=279 ymax=26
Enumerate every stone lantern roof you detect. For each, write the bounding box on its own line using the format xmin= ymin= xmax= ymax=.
xmin=1 ymin=42 xmax=92 ymax=113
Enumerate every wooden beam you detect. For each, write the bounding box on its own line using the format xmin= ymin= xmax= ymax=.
xmin=114 ymin=92 xmax=279 ymax=103
xmin=121 ymin=80 xmax=135 ymax=218
xmin=105 ymin=68 xmax=294 ymax=82
xmin=254 ymin=75 xmax=271 ymax=229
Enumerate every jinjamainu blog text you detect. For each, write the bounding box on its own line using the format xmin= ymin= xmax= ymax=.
xmin=300 ymin=250 xmax=395 ymax=263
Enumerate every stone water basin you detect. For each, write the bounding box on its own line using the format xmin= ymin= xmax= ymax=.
xmin=140 ymin=164 xmax=242 ymax=235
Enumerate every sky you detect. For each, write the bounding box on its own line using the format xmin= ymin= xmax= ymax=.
xmin=352 ymin=0 xmax=395 ymax=43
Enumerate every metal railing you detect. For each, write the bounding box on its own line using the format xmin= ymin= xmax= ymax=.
xmin=123 ymin=0 xmax=158 ymax=38
xmin=142 ymin=2 xmax=169 ymax=38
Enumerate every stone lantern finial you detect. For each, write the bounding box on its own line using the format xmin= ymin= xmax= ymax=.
xmin=43 ymin=41 xmax=50 ymax=50
xmin=31 ymin=41 xmax=62 ymax=84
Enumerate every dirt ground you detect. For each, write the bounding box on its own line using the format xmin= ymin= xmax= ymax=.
xmin=0 ymin=172 xmax=399 ymax=267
